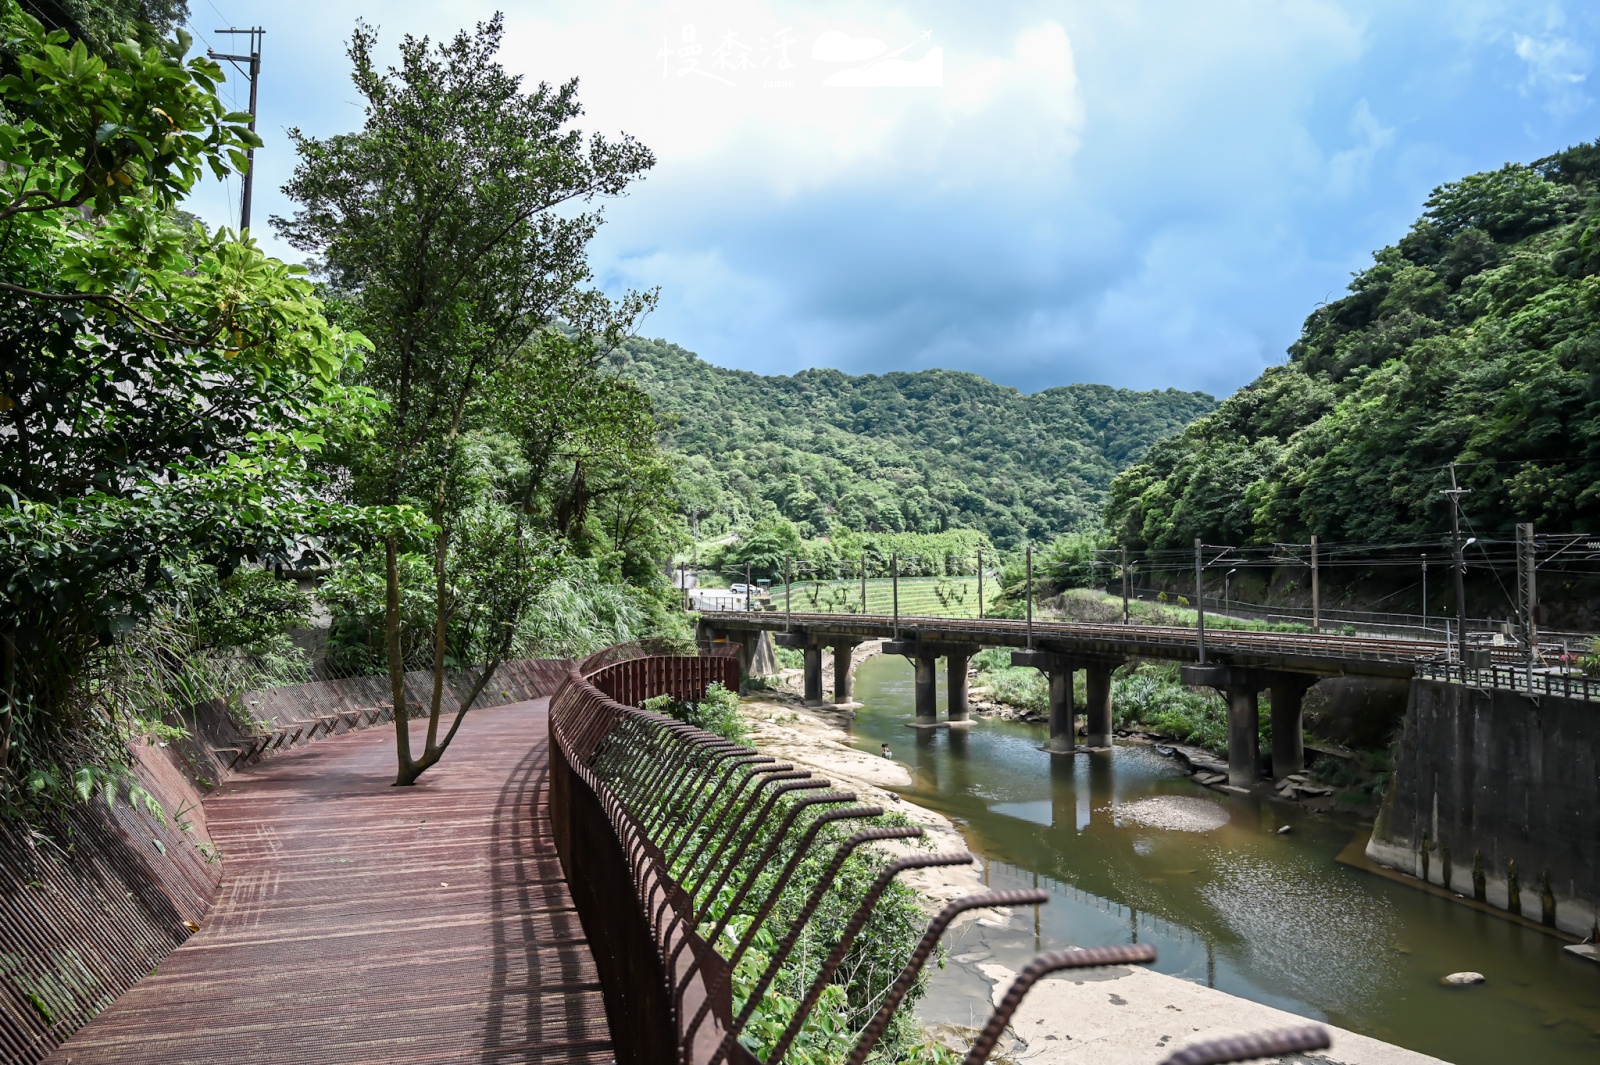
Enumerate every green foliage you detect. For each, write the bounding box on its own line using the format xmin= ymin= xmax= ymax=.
xmin=617 ymin=687 xmax=946 ymax=1062
xmin=979 ymin=656 xmax=1048 ymax=713
xmin=189 ymin=569 xmax=312 ymax=653
xmin=795 ymin=529 xmax=994 ymax=578
xmin=1106 ymin=139 xmax=1600 ymax=552
xmin=713 ymin=506 xmax=803 ymax=582
xmin=0 ymin=4 xmax=260 ymax=223
xmin=772 ymin=647 xmax=804 ymax=670
xmin=1109 ymin=663 xmax=1230 ymax=753
xmin=611 ymin=338 xmax=1214 ymax=549
xmin=642 ymin=682 xmax=748 ymax=745
xmin=0 ymin=4 xmax=372 ymax=818
xmin=777 ymin=575 xmax=990 ymax=619
xmin=18 ymin=1 xmax=189 ymax=52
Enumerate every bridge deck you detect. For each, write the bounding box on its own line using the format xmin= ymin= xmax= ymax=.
xmin=47 ymin=699 xmax=610 ymax=1065
xmin=706 ymin=610 xmax=1458 ymax=677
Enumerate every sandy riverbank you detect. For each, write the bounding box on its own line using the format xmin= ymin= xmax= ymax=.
xmin=739 ymin=688 xmax=998 ymax=925
xmin=737 ymin=659 xmax=1452 ymax=1065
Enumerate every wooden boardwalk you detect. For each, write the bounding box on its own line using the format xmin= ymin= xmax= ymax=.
xmin=48 ymin=699 xmax=612 ymax=1064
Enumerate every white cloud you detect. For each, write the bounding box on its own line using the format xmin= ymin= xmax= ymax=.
xmin=183 ymin=0 xmax=1600 ymax=395
xmin=1513 ymin=31 xmax=1591 ymax=114
xmin=1326 ymin=98 xmax=1396 ymax=196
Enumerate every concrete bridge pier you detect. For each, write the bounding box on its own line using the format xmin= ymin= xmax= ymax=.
xmin=887 ymin=640 xmax=981 ymax=725
xmin=1268 ymin=674 xmax=1316 ymax=778
xmin=912 ymin=652 xmax=939 ymax=723
xmin=1226 ymin=686 xmax=1261 ymax=786
xmin=1183 ymin=665 xmax=1318 ymax=786
xmin=775 ymin=632 xmax=825 ymax=705
xmin=1013 ymin=650 xmax=1076 ymax=754
xmin=944 ymin=645 xmax=981 ymax=722
xmin=1084 ymin=661 xmax=1123 ymax=748
xmin=832 ymin=640 xmax=861 ymax=704
xmin=1184 ymin=665 xmax=1263 ymax=785
xmin=802 ymin=644 xmax=824 ymax=705
xmin=700 ymin=622 xmax=776 ymax=682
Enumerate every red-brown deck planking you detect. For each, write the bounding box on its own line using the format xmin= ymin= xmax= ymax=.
xmin=47 ymin=698 xmax=613 ymax=1065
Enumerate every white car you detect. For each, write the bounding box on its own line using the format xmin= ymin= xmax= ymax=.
xmin=729 ymin=583 xmax=752 ymax=596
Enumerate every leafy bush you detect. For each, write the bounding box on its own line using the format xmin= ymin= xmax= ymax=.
xmin=1111 ymin=664 xmax=1229 ymax=752
xmin=682 ymin=800 xmax=944 ymax=1064
xmin=644 ymin=682 xmax=749 ymax=746
xmin=633 ymin=688 xmax=950 ymax=1062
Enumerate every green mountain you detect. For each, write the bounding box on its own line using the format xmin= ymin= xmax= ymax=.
xmin=608 ymin=338 xmax=1214 ymax=549
xmin=1106 ymin=140 xmax=1600 ymax=552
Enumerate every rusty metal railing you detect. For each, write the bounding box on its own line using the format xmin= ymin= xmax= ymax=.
xmin=548 ymin=648 xmax=1331 ymax=1065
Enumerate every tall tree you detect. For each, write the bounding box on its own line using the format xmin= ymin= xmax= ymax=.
xmin=275 ymin=15 xmax=654 ymax=785
xmin=0 ymin=4 xmax=368 ymax=815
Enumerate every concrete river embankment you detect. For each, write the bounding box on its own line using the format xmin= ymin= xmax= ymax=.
xmin=833 ymin=654 xmax=1600 ymax=1065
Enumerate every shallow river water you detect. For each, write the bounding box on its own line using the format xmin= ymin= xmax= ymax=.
xmin=844 ymin=654 xmax=1600 ymax=1064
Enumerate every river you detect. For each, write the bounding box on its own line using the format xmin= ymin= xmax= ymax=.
xmin=843 ymin=654 xmax=1600 ymax=1064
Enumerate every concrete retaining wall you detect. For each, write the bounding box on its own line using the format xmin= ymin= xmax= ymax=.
xmin=1368 ymin=679 xmax=1600 ymax=938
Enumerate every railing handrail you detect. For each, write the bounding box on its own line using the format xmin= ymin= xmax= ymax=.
xmin=546 ymin=644 xmax=1328 ymax=1065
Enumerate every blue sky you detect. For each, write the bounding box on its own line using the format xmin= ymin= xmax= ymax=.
xmin=183 ymin=0 xmax=1600 ymax=396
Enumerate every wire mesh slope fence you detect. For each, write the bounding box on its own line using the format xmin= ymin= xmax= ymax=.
xmin=548 ymin=645 xmax=1330 ymax=1065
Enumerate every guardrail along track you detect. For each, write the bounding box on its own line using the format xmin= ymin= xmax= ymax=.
xmin=705 ymin=608 xmax=1454 ymax=666
xmin=547 ymin=645 xmax=1330 ymax=1064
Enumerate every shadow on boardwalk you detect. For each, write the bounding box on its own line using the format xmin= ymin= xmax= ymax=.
xmin=48 ymin=699 xmax=612 ymax=1065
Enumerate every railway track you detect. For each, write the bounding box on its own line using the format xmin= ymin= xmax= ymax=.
xmin=701 ymin=607 xmax=1536 ymax=674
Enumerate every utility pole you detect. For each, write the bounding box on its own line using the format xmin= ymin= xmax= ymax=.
xmin=860 ymin=552 xmax=867 ymax=614
xmin=1121 ymin=546 xmax=1130 ymax=624
xmin=784 ymin=555 xmax=792 ymax=632
xmin=1195 ymin=538 xmax=1206 ymax=664
xmin=1517 ymin=523 xmax=1538 ymax=685
xmin=966 ymin=550 xmax=979 ymax=617
xmin=744 ymin=562 xmax=752 ymax=613
xmin=209 ymin=28 xmax=265 ymax=232
xmin=891 ymin=552 xmax=900 ymax=641
xmin=1442 ymin=463 xmax=1471 ymax=665
xmin=1421 ymin=552 xmax=1428 ymax=634
xmin=1310 ymin=535 xmax=1320 ymax=635
xmin=1025 ymin=543 xmax=1035 ymax=651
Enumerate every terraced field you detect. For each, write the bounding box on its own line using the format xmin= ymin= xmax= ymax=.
xmin=771 ymin=576 xmax=992 ymax=619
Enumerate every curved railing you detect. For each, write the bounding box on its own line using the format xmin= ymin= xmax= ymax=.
xmin=547 ymin=645 xmax=1331 ymax=1065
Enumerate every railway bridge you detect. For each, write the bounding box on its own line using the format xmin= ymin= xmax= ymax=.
xmin=699 ymin=611 xmax=1450 ymax=787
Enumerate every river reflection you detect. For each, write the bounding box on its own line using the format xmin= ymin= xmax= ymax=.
xmin=846 ymin=654 xmax=1600 ymax=1065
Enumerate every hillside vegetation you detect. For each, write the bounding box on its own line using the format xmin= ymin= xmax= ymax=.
xmin=1106 ymin=140 xmax=1600 ymax=551
xmin=611 ymin=339 xmax=1214 ymax=549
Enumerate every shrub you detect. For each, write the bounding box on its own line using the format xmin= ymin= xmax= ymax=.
xmin=643 ymin=682 xmax=749 ymax=745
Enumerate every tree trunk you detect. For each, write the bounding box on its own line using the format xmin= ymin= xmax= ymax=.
xmin=425 ymin=527 xmax=450 ymax=753
xmin=385 ymin=535 xmax=414 ymax=785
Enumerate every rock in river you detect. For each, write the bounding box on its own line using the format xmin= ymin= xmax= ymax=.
xmin=1441 ymin=971 xmax=1486 ymax=986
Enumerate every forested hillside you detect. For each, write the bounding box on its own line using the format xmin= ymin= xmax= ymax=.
xmin=610 ymin=339 xmax=1214 ymax=549
xmin=1106 ymin=140 xmax=1600 ymax=550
